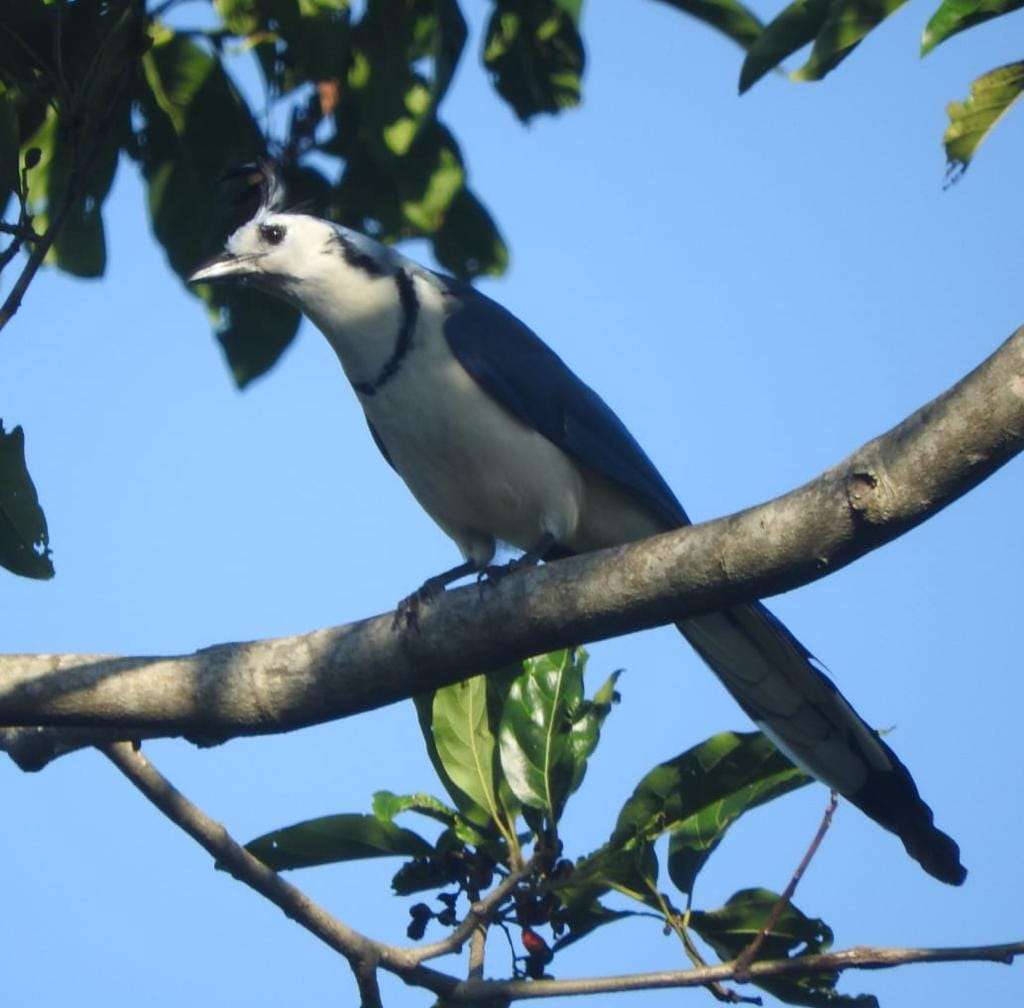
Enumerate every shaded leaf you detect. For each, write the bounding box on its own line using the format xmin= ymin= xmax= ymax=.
xmin=0 ymin=420 xmax=52 ymax=579
xmin=246 ymin=813 xmax=432 ymax=870
xmin=432 ymin=186 xmax=509 ymax=278
xmin=483 ymin=0 xmax=585 ymax=122
xmin=792 ymin=0 xmax=910 ymax=83
xmin=135 ymin=26 xmax=300 ymax=386
xmin=739 ymin=0 xmax=830 ymax=93
xmin=610 ymin=731 xmax=810 ymax=898
xmin=551 ymin=898 xmax=638 ymax=951
xmin=654 ymin=0 xmax=764 ymax=51
xmin=921 ymin=0 xmax=1024 ymax=56
xmin=552 ymin=841 xmax=659 ymax=909
xmin=944 ymin=61 xmax=1024 ymax=182
xmin=0 ymin=86 xmax=18 ymax=209
xmin=691 ymin=889 xmax=877 ymax=1007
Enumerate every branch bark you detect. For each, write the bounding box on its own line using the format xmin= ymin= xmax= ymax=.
xmin=3 ymin=326 xmax=1024 ymax=767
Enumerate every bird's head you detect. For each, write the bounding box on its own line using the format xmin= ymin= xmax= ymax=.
xmin=187 ymin=161 xmax=406 ymax=332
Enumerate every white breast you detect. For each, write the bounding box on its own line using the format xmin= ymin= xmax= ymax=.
xmin=353 ymin=277 xmax=587 ymax=565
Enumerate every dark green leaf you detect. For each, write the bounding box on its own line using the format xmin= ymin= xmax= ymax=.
xmin=431 ymin=186 xmax=509 ymax=278
xmin=921 ymin=0 xmax=1024 ymax=56
xmin=135 ymin=26 xmax=300 ymax=386
xmin=654 ymin=0 xmax=764 ymax=51
xmin=552 ymin=841 xmax=660 ymax=909
xmin=738 ymin=0 xmax=829 ymax=93
xmin=566 ymin=667 xmax=620 ymax=795
xmin=609 ymin=731 xmax=810 ymax=898
xmin=691 ymin=889 xmax=877 ymax=1006
xmin=246 ymin=813 xmax=432 ymax=870
xmin=483 ymin=0 xmax=585 ymax=122
xmin=551 ymin=899 xmax=638 ymax=951
xmin=0 ymin=86 xmax=18 ymax=205
xmin=792 ymin=0 xmax=910 ymax=83
xmin=944 ymin=61 xmax=1024 ymax=182
xmin=0 ymin=421 xmax=52 ymax=579
xmin=665 ymin=732 xmax=810 ymax=898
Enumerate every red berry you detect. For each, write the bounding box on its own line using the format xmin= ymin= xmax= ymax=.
xmin=521 ymin=928 xmax=550 ymax=957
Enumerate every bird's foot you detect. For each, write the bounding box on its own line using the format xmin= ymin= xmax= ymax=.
xmin=477 ymin=556 xmax=530 ymax=589
xmin=393 ymin=574 xmax=449 ymax=631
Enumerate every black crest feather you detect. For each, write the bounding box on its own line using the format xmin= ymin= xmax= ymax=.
xmin=218 ymin=158 xmax=287 ymax=217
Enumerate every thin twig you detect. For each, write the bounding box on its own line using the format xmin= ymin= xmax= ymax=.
xmin=437 ymin=942 xmax=1024 ymax=1001
xmin=469 ymin=925 xmax=487 ymax=981
xmin=734 ymin=791 xmax=838 ymax=979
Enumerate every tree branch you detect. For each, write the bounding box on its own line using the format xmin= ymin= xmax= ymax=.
xmin=3 ymin=326 xmax=1024 ymax=767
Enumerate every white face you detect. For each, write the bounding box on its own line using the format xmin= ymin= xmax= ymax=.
xmin=187 ymin=211 xmax=404 ymax=298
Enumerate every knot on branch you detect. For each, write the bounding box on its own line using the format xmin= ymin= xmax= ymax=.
xmin=844 ymin=465 xmax=896 ymax=526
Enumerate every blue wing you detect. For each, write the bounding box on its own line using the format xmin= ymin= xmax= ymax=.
xmin=437 ymin=276 xmax=689 ymax=533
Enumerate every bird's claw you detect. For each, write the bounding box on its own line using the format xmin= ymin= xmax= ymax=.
xmin=392 ymin=576 xmax=446 ymax=632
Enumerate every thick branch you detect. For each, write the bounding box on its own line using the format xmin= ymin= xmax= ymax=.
xmin=3 ymin=326 xmax=1024 ymax=764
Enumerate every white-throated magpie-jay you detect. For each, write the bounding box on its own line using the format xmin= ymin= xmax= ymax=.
xmin=189 ymin=162 xmax=964 ymax=886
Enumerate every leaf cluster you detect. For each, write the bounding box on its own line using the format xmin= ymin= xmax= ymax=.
xmin=244 ymin=648 xmax=875 ymax=1004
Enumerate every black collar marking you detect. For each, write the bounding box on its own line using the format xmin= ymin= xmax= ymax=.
xmin=325 ymin=230 xmax=387 ymax=277
xmin=353 ymin=269 xmax=419 ymax=396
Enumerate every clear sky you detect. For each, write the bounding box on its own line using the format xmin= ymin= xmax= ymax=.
xmin=2 ymin=3 xmax=1023 ymax=1007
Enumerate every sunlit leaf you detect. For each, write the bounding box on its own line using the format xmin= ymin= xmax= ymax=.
xmin=739 ymin=0 xmax=829 ymax=93
xmin=372 ymin=790 xmax=458 ymax=826
xmin=246 ymin=813 xmax=432 ymax=870
xmin=0 ymin=421 xmax=52 ymax=580
xmin=654 ymin=0 xmax=764 ymax=51
xmin=551 ymin=841 xmax=660 ymax=909
xmin=944 ymin=61 xmax=1024 ymax=182
xmin=484 ymin=0 xmax=585 ymax=122
xmin=921 ymin=0 xmax=1024 ymax=56
xmin=792 ymin=0 xmax=910 ymax=83
xmin=691 ymin=889 xmax=877 ymax=1006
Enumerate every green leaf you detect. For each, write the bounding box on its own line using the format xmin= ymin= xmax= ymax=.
xmin=135 ymin=26 xmax=300 ymax=386
xmin=653 ymin=0 xmax=764 ymax=51
xmin=552 ymin=841 xmax=660 ymax=909
xmin=416 ymin=672 xmax=516 ymax=831
xmin=0 ymin=421 xmax=52 ymax=580
xmin=498 ymin=650 xmax=619 ymax=825
xmin=0 ymin=86 xmax=18 ymax=205
xmin=691 ymin=889 xmax=877 ymax=1007
xmin=372 ymin=790 xmax=458 ymax=826
xmin=792 ymin=0 xmax=910 ymax=83
xmin=483 ymin=0 xmax=585 ymax=122
xmin=944 ymin=61 xmax=1024 ymax=182
xmin=551 ymin=898 xmax=638 ymax=951
xmin=431 ymin=186 xmax=508 ymax=278
xmin=611 ymin=731 xmax=810 ymax=898
xmin=246 ymin=813 xmax=432 ymax=870
xmin=921 ymin=0 xmax=1024 ymax=56
xmin=739 ymin=0 xmax=830 ymax=93
xmin=665 ymin=732 xmax=810 ymax=898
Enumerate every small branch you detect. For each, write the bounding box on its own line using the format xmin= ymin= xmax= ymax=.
xmin=3 ymin=326 xmax=1024 ymax=761
xmin=411 ymin=859 xmax=538 ymax=965
xmin=734 ymin=791 xmax=838 ymax=978
xmin=434 ymin=942 xmax=1024 ymax=1001
xmin=100 ymin=741 xmax=460 ymax=1004
xmin=468 ymin=925 xmax=487 ymax=981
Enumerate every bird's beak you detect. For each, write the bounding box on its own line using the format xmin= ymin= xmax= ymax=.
xmin=187 ymin=251 xmax=262 ymax=285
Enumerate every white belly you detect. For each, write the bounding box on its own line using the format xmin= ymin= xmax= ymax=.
xmin=363 ymin=334 xmax=586 ymax=565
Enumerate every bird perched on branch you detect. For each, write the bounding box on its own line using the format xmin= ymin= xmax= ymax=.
xmin=189 ymin=160 xmax=965 ymax=886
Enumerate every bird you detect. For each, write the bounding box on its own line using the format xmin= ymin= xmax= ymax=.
xmin=189 ymin=160 xmax=965 ymax=886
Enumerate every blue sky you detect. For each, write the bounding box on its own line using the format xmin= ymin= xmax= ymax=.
xmin=2 ymin=2 xmax=1023 ymax=1006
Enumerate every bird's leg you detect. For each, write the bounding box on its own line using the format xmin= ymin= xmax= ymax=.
xmin=479 ymin=532 xmax=556 ymax=586
xmin=393 ymin=558 xmax=480 ymax=630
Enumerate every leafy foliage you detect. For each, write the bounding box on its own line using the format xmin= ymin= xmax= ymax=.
xmin=0 ymin=421 xmax=52 ymax=579
xmin=943 ymin=61 xmax=1024 ymax=181
xmin=692 ymin=889 xmax=878 ymax=1006
xmin=654 ymin=0 xmax=764 ymax=52
xmin=921 ymin=0 xmax=1024 ymax=56
xmin=242 ymin=649 xmax=869 ymax=1000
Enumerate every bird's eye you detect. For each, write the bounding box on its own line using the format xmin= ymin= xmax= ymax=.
xmin=259 ymin=223 xmax=286 ymax=246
